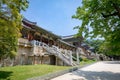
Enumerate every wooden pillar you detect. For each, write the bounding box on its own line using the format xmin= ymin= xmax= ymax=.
xmin=61 ymin=43 xmax=62 ymax=49
xmin=59 ymin=41 xmax=61 ymax=48
xmin=57 ymin=41 xmax=60 ymax=48
xmin=40 ymin=33 xmax=42 ymax=42
xmin=54 ymin=40 xmax=56 ymax=46
xmin=47 ymin=36 xmax=49 ymax=45
xmin=49 ymin=40 xmax=53 ymax=47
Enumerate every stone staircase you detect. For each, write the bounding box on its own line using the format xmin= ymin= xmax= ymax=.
xmin=31 ymin=40 xmax=77 ymax=66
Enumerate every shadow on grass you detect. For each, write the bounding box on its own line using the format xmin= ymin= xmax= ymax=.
xmin=0 ymin=71 xmax=13 ymax=80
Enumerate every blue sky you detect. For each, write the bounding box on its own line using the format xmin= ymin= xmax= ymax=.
xmin=22 ymin=0 xmax=82 ymax=36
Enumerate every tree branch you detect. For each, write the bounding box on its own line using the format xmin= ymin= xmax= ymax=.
xmin=0 ymin=16 xmax=8 ymax=21
xmin=102 ymin=12 xmax=118 ymax=18
xmin=112 ymin=2 xmax=120 ymax=17
xmin=102 ymin=2 xmax=120 ymax=18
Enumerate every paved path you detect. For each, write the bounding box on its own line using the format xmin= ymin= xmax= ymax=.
xmin=51 ymin=61 xmax=120 ymax=80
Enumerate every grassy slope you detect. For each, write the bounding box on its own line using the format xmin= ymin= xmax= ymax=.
xmin=80 ymin=60 xmax=96 ymax=66
xmin=0 ymin=60 xmax=96 ymax=80
xmin=0 ymin=64 xmax=71 ymax=80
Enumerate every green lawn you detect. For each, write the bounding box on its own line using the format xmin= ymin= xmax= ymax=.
xmin=0 ymin=60 xmax=97 ymax=80
xmin=0 ymin=64 xmax=71 ymax=80
xmin=80 ymin=60 xmax=97 ymax=66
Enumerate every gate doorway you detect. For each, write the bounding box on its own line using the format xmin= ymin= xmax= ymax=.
xmin=50 ymin=55 xmax=56 ymax=65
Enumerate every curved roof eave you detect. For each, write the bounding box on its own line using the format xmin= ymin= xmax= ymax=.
xmin=58 ymin=39 xmax=76 ymax=48
xmin=22 ymin=18 xmax=61 ymax=39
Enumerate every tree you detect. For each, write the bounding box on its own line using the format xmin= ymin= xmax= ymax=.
xmin=72 ymin=0 xmax=120 ymax=56
xmin=0 ymin=0 xmax=28 ymax=60
xmin=84 ymin=39 xmax=103 ymax=53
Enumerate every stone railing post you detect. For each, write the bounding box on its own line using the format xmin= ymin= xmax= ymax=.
xmin=76 ymin=48 xmax=80 ymax=65
xmin=69 ymin=51 xmax=73 ymax=65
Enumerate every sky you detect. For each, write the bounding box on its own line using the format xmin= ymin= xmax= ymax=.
xmin=22 ymin=0 xmax=82 ymax=36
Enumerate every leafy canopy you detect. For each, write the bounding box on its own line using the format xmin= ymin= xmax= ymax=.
xmin=73 ymin=0 xmax=120 ymax=56
xmin=0 ymin=0 xmax=28 ymax=58
xmin=84 ymin=39 xmax=103 ymax=53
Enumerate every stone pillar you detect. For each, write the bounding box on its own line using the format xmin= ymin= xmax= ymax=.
xmin=40 ymin=33 xmax=42 ymax=42
xmin=76 ymin=48 xmax=80 ymax=65
xmin=69 ymin=51 xmax=73 ymax=65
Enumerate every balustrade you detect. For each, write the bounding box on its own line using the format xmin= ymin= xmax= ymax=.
xmin=30 ymin=40 xmax=75 ymax=66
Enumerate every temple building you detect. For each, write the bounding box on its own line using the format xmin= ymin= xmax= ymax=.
xmin=16 ymin=18 xmax=80 ymax=66
xmin=1 ymin=18 xmax=95 ymax=67
xmin=62 ymin=35 xmax=96 ymax=60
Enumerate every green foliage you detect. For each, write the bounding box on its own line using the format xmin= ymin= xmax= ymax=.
xmin=99 ymin=29 xmax=120 ymax=56
xmin=82 ymin=57 xmax=89 ymax=62
xmin=0 ymin=64 xmax=71 ymax=80
xmin=80 ymin=59 xmax=96 ymax=66
xmin=73 ymin=0 xmax=120 ymax=56
xmin=84 ymin=39 xmax=104 ymax=53
xmin=0 ymin=0 xmax=29 ymax=58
